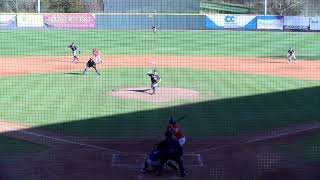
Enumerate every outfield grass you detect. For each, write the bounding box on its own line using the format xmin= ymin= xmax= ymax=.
xmin=0 ymin=30 xmax=320 ymax=59
xmin=0 ymin=68 xmax=319 ymax=138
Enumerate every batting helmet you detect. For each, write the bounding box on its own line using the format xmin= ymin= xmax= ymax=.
xmin=169 ymin=116 xmax=176 ymax=124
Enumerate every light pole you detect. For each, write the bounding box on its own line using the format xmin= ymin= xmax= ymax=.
xmin=264 ymin=0 xmax=267 ymax=15
xmin=37 ymin=0 xmax=40 ymax=13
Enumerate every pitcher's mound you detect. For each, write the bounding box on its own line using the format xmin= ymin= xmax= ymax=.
xmin=111 ymin=87 xmax=200 ymax=103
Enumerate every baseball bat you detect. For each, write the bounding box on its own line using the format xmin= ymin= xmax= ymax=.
xmin=176 ymin=115 xmax=186 ymax=123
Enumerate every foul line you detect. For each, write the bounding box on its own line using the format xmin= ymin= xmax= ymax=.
xmin=193 ymin=124 xmax=320 ymax=154
xmin=16 ymin=129 xmax=121 ymax=153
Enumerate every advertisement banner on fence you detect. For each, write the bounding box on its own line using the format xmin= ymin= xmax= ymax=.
xmin=44 ymin=14 xmax=96 ymax=29
xmin=0 ymin=15 xmax=16 ymax=28
xmin=206 ymin=15 xmax=256 ymax=30
xmin=257 ymin=16 xmax=283 ymax=30
xmin=284 ymin=16 xmax=309 ymax=30
xmin=17 ymin=14 xmax=43 ymax=27
xmin=310 ymin=17 xmax=320 ymax=30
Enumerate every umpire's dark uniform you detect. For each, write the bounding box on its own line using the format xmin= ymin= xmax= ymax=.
xmin=82 ymin=58 xmax=100 ymax=75
xmin=157 ymin=131 xmax=186 ymax=177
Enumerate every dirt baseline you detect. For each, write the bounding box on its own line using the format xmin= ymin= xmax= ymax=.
xmin=1 ymin=56 xmax=320 ymax=80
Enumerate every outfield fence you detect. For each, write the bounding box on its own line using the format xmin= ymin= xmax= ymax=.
xmin=1 ymin=13 xmax=320 ymax=31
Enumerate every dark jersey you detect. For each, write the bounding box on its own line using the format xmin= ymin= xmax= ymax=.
xmin=69 ymin=45 xmax=77 ymax=52
xmin=87 ymin=59 xmax=96 ymax=67
xmin=158 ymin=138 xmax=183 ymax=158
xmin=288 ymin=49 xmax=295 ymax=55
xmin=148 ymin=73 xmax=160 ymax=83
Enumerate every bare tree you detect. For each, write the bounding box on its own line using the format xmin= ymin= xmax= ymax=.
xmin=268 ymin=0 xmax=301 ymax=15
xmin=48 ymin=0 xmax=86 ymax=13
xmin=0 ymin=0 xmax=37 ymax=13
xmin=12 ymin=0 xmax=18 ymax=12
xmin=251 ymin=0 xmax=301 ymax=15
xmin=0 ymin=0 xmax=19 ymax=12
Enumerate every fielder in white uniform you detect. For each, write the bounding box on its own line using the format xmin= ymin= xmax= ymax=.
xmin=287 ymin=48 xmax=296 ymax=63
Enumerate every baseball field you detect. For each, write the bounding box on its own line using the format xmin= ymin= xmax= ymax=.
xmin=1 ymin=29 xmax=320 ymax=179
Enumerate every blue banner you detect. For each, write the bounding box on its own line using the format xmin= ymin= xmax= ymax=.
xmin=310 ymin=17 xmax=320 ymax=31
xmin=0 ymin=15 xmax=16 ymax=28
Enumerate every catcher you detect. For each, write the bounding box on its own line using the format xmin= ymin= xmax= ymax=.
xmin=91 ymin=48 xmax=102 ymax=64
xmin=82 ymin=58 xmax=100 ymax=76
xmin=287 ymin=48 xmax=296 ymax=63
xmin=147 ymin=69 xmax=161 ymax=95
xmin=68 ymin=42 xmax=80 ymax=63
xmin=140 ymin=144 xmax=162 ymax=174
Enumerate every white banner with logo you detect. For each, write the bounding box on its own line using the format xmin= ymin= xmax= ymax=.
xmin=206 ymin=15 xmax=256 ymax=30
xmin=310 ymin=17 xmax=320 ymax=30
xmin=257 ymin=16 xmax=283 ymax=30
xmin=17 ymin=14 xmax=43 ymax=27
xmin=284 ymin=16 xmax=309 ymax=30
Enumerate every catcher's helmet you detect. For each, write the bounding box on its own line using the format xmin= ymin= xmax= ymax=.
xmin=153 ymin=144 xmax=159 ymax=150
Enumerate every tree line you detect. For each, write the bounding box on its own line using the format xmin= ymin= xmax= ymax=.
xmin=205 ymin=0 xmax=302 ymax=15
xmin=0 ymin=0 xmax=314 ymax=16
xmin=0 ymin=0 xmax=94 ymax=13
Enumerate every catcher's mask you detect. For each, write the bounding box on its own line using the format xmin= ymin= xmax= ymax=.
xmin=153 ymin=144 xmax=159 ymax=150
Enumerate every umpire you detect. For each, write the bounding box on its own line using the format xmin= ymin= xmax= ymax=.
xmin=82 ymin=58 xmax=100 ymax=75
xmin=157 ymin=131 xmax=186 ymax=177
